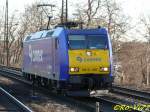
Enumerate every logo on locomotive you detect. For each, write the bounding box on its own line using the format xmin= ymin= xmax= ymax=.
xmin=76 ymin=57 xmax=83 ymax=62
xmin=29 ymin=45 xmax=43 ymax=62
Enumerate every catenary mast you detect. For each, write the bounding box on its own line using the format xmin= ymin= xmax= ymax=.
xmin=4 ymin=0 xmax=9 ymax=66
xmin=61 ymin=0 xmax=68 ymax=23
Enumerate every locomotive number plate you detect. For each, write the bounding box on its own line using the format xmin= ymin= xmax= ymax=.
xmin=82 ymin=68 xmax=98 ymax=72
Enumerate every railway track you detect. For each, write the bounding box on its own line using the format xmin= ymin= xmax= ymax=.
xmin=0 ymin=65 xmax=95 ymax=112
xmin=111 ymin=85 xmax=150 ymax=102
xmin=0 ymin=65 xmax=150 ymax=112
xmin=0 ymin=87 xmax=32 ymax=112
xmin=94 ymin=95 xmax=149 ymax=112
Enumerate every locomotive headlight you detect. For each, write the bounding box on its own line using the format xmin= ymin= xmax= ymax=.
xmin=100 ymin=67 xmax=109 ymax=72
xmin=70 ymin=67 xmax=79 ymax=72
xmin=86 ymin=51 xmax=92 ymax=56
xmin=70 ymin=67 xmax=75 ymax=72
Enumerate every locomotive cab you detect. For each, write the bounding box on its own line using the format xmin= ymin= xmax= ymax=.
xmin=66 ymin=29 xmax=113 ymax=92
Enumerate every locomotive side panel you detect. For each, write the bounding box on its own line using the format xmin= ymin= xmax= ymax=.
xmin=22 ymin=38 xmax=60 ymax=80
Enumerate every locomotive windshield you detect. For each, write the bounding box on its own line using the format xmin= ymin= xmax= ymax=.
xmin=68 ymin=35 xmax=108 ymax=49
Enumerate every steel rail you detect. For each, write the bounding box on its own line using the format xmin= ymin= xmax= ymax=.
xmin=111 ymin=85 xmax=150 ymax=102
xmin=0 ymin=87 xmax=33 ymax=112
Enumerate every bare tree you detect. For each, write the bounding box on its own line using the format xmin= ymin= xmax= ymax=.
xmin=0 ymin=9 xmax=19 ymax=66
xmin=73 ymin=0 xmax=101 ymax=28
xmin=9 ymin=3 xmax=45 ymax=66
xmin=9 ymin=2 xmax=54 ymax=67
xmin=102 ymin=0 xmax=130 ymax=53
xmin=139 ymin=16 xmax=150 ymax=86
xmin=86 ymin=0 xmax=101 ymax=27
xmin=74 ymin=0 xmax=130 ymax=50
xmin=0 ymin=12 xmax=4 ymax=64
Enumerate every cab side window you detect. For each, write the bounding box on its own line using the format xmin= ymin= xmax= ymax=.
xmin=25 ymin=36 xmax=31 ymax=41
xmin=46 ymin=31 xmax=54 ymax=38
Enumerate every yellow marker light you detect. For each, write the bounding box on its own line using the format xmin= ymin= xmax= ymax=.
xmin=100 ymin=67 xmax=109 ymax=72
xmin=70 ymin=67 xmax=79 ymax=72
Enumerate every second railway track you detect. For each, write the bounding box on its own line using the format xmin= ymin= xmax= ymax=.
xmin=111 ymin=85 xmax=150 ymax=102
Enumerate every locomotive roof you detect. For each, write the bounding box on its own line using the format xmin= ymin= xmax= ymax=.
xmin=67 ymin=28 xmax=107 ymax=35
xmin=24 ymin=27 xmax=108 ymax=42
xmin=24 ymin=30 xmax=54 ymax=42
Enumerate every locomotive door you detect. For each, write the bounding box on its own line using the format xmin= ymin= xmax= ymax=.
xmin=52 ymin=37 xmax=59 ymax=80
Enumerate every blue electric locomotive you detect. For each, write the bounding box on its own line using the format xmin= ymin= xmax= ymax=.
xmin=22 ymin=26 xmax=113 ymax=96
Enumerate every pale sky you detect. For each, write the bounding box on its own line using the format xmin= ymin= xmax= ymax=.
xmin=0 ymin=0 xmax=150 ymax=41
xmin=0 ymin=0 xmax=149 ymax=17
